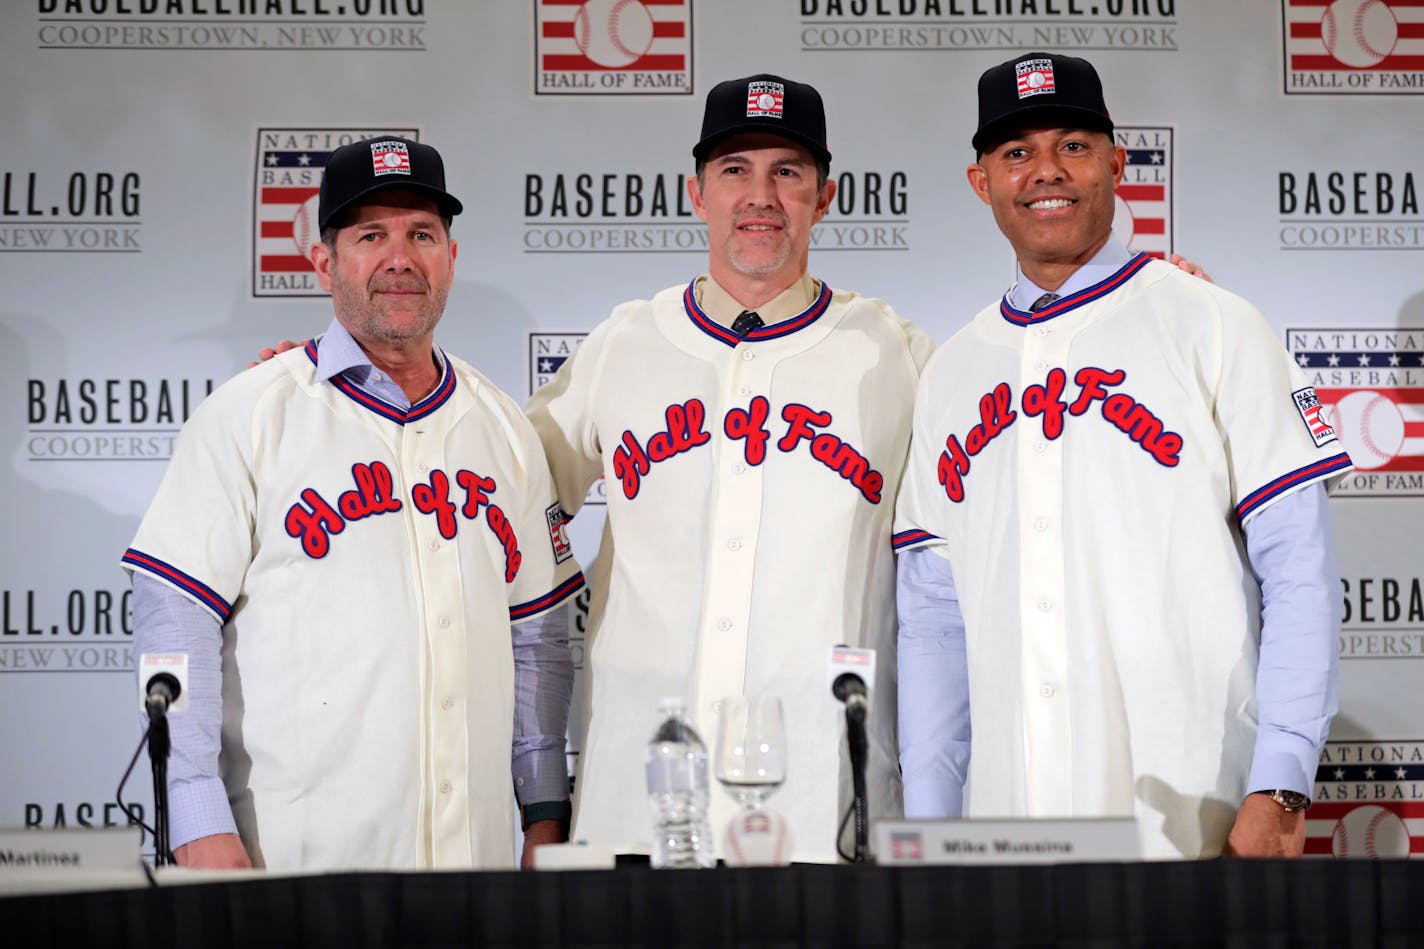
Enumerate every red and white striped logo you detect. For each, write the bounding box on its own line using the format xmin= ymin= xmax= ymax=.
xmin=370 ymin=141 xmax=410 ymax=177
xmin=1283 ymin=1 xmax=1424 ymax=95
xmin=747 ymin=80 xmax=785 ymax=118
xmin=1016 ymin=58 xmax=1056 ymax=98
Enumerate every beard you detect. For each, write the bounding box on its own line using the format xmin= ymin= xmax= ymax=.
xmin=330 ymin=272 xmax=448 ymax=345
xmin=725 ymin=208 xmax=795 ymax=277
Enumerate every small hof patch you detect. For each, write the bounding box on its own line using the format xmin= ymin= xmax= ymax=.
xmin=546 ymin=503 xmax=573 ymax=563
xmin=1294 ymin=386 xmax=1338 ymax=446
xmin=746 ymin=80 xmax=785 ymax=118
xmin=370 ymin=141 xmax=411 ymax=177
xmin=1016 ymin=58 xmax=1056 ymax=98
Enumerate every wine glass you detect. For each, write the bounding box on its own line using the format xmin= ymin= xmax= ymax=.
xmin=714 ymin=695 xmax=788 ymax=809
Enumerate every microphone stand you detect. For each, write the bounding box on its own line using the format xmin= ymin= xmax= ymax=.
xmin=844 ymin=702 xmax=870 ymax=863
xmin=146 ymin=699 xmax=172 ymax=867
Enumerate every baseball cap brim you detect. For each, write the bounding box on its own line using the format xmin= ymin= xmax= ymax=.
xmin=972 ymin=105 xmax=1114 ymax=154
xmin=693 ymin=124 xmax=832 ymax=167
xmin=321 ymin=181 xmax=463 ymax=232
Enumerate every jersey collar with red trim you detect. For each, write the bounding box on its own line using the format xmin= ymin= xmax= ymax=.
xmin=683 ymin=278 xmax=832 ymax=347
xmin=303 ymin=336 xmax=457 ymax=425
xmin=999 ymin=252 xmax=1153 ymax=327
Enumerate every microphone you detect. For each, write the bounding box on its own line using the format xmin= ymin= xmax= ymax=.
xmin=832 ymin=672 xmax=868 ymax=723
xmin=137 ymin=653 xmax=189 ymax=718
xmin=144 ymin=672 xmax=182 ymax=718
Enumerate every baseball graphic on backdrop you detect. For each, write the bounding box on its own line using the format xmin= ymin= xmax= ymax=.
xmin=293 ymin=194 xmax=320 ymax=264
xmin=1331 ymin=804 xmax=1412 ymax=858
xmin=574 ymin=0 xmax=654 ymax=69
xmin=1325 ymin=390 xmax=1404 ymax=470
xmin=1321 ymin=0 xmax=1399 ymax=68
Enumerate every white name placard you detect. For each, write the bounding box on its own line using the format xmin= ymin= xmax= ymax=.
xmin=874 ymin=818 xmax=1140 ymax=865
xmin=0 ymin=827 xmax=142 ymax=873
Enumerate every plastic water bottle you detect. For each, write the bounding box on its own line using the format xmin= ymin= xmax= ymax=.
xmin=646 ymin=697 xmax=715 ymax=868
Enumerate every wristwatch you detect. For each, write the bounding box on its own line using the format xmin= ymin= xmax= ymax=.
xmin=1259 ymin=789 xmax=1311 ymax=812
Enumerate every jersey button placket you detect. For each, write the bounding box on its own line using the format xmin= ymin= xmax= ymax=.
xmin=693 ymin=347 xmax=766 ymax=728
xmin=1018 ymin=319 xmax=1073 ymax=815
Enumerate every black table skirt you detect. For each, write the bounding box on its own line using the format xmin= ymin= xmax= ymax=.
xmin=4 ymin=860 xmax=1420 ymax=948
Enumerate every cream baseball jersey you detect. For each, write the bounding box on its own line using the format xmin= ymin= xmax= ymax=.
xmin=893 ymin=256 xmax=1352 ymax=857
xmin=528 ymin=279 xmax=935 ymax=862
xmin=122 ymin=343 xmax=584 ymax=870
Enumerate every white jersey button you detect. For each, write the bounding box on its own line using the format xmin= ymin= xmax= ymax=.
xmin=712 ymin=701 xmax=724 ymax=715
xmin=741 ymin=350 xmax=755 ymax=362
xmin=442 ymin=697 xmax=454 ymax=711
xmin=1034 ymin=361 xmax=1048 ymax=371
xmin=1034 ymin=517 xmax=1049 ymax=532
xmin=738 ymin=385 xmax=751 ymax=396
xmin=717 ymin=618 xmax=733 ymax=631
xmin=732 ymin=462 xmax=747 ymax=474
xmin=1037 ymin=598 xmax=1053 ymax=613
xmin=428 ymin=539 xmax=440 ymax=551
xmin=727 ymin=538 xmax=742 ymax=551
xmin=1033 ymin=441 xmax=1047 ymax=454
xmin=1035 ymin=327 xmax=1050 ymax=337
xmin=439 ymin=780 xmax=452 ymax=794
xmin=1039 ymin=684 xmax=1056 ymax=698
xmin=439 ymin=615 xmax=451 ymax=628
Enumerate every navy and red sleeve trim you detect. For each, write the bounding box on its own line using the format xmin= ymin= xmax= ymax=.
xmin=1236 ymin=452 xmax=1353 ymax=523
xmin=891 ymin=528 xmax=940 ymax=551
xmin=121 ymin=548 xmax=232 ymax=622
xmin=510 ymin=572 xmax=586 ymax=621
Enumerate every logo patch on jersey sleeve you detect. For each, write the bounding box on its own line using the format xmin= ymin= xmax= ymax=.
xmin=1293 ymin=386 xmax=1337 ymax=447
xmin=546 ymin=503 xmax=574 ymax=563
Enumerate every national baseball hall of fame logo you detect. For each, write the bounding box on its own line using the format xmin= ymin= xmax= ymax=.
xmin=251 ymin=127 xmax=419 ymax=298
xmin=534 ymin=0 xmax=693 ymax=95
xmin=1283 ymin=0 xmax=1424 ymax=94
xmin=1289 ymin=328 xmax=1424 ymax=496
xmin=1112 ymin=126 xmax=1173 ymax=260
xmin=1308 ymin=741 xmax=1424 ymax=857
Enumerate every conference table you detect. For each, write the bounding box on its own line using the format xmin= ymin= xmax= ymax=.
xmin=3 ymin=858 xmax=1420 ymax=946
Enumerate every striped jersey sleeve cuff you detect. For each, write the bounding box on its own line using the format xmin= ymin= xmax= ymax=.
xmin=1236 ymin=452 xmax=1353 ymax=523
xmin=510 ymin=572 xmax=586 ymax=621
xmin=120 ymin=549 xmax=232 ymax=623
xmin=892 ymin=529 xmax=940 ymax=552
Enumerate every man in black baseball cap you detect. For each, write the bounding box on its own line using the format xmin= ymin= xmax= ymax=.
xmin=525 ymin=74 xmax=932 ymax=863
xmin=318 ymin=135 xmax=463 ymax=234
xmin=970 ymin=51 xmax=1112 ymax=156
xmin=132 ymin=135 xmax=580 ymax=873
xmin=895 ymin=51 xmax=1343 ymax=862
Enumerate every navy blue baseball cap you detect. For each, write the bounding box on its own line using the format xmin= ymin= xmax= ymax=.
xmin=318 ymin=136 xmax=463 ymax=230
xmin=972 ymin=52 xmax=1113 ymax=154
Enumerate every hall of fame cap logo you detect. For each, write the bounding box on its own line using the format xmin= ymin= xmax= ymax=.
xmin=746 ymin=80 xmax=785 ymax=118
xmin=370 ymin=141 xmax=411 ymax=177
xmin=1308 ymin=740 xmax=1424 ymax=858
xmin=1288 ymin=327 xmax=1424 ymax=496
xmin=1111 ymin=126 xmax=1174 ymax=260
xmin=1016 ymin=58 xmax=1056 ymax=98
xmin=535 ymin=0 xmax=693 ymax=96
xmin=1283 ymin=1 xmax=1424 ymax=95
xmin=252 ymin=127 xmax=418 ymax=298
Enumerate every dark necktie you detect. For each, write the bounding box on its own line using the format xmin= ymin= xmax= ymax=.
xmin=1029 ymin=292 xmax=1061 ymax=313
xmin=731 ymin=309 xmax=765 ymax=337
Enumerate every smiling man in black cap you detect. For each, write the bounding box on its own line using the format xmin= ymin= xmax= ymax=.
xmin=526 ymin=75 xmax=935 ymax=862
xmin=125 ymin=137 xmax=585 ymax=871
xmin=893 ymin=53 xmax=1351 ymax=858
